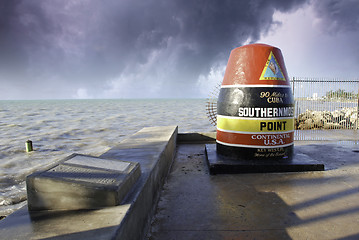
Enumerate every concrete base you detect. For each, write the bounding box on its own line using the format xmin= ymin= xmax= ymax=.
xmin=26 ymin=154 xmax=141 ymax=211
xmin=205 ymin=144 xmax=325 ymax=174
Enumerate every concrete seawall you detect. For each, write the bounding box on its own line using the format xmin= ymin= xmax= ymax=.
xmin=0 ymin=126 xmax=178 ymax=239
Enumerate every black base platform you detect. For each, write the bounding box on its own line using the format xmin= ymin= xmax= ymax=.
xmin=205 ymin=144 xmax=325 ymax=175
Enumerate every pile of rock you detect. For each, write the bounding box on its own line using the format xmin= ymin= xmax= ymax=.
xmin=295 ymin=107 xmax=358 ymax=130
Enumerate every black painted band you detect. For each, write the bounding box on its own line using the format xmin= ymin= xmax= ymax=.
xmin=217 ymin=87 xmax=294 ymax=117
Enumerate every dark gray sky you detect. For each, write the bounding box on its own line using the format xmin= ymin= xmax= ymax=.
xmin=0 ymin=0 xmax=358 ymax=99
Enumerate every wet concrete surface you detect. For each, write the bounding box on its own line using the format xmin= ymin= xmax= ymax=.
xmin=147 ymin=141 xmax=359 ymax=240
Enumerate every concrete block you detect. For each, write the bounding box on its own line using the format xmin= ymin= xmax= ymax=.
xmin=26 ymin=154 xmax=141 ymax=211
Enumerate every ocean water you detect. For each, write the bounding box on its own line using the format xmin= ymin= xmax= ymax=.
xmin=0 ymin=99 xmax=214 ymax=217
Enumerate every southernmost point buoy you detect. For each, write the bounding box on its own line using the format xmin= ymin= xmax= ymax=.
xmin=205 ymin=43 xmax=325 ymax=174
xmin=216 ymin=43 xmax=294 ymax=160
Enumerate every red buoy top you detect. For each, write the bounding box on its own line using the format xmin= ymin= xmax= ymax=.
xmin=221 ymin=44 xmax=290 ymax=86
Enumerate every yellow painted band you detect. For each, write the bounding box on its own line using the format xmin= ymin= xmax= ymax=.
xmin=217 ymin=116 xmax=294 ymax=132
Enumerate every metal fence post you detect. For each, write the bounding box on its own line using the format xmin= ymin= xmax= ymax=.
xmin=292 ymin=77 xmax=295 ymax=96
xmin=357 ymin=82 xmax=359 ymax=130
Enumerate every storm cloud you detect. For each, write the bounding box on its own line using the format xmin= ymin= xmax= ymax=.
xmin=0 ymin=0 xmax=357 ymax=99
xmin=313 ymin=0 xmax=359 ymax=33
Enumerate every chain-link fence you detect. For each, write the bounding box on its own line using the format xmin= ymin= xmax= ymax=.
xmin=291 ymin=77 xmax=359 ymax=140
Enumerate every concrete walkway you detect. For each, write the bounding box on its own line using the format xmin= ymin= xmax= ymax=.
xmin=147 ymin=140 xmax=359 ymax=240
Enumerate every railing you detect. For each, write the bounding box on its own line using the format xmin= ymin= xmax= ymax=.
xmin=291 ymin=77 xmax=359 ymax=140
